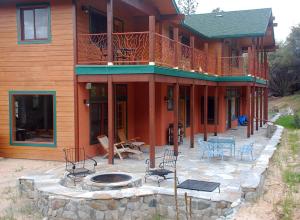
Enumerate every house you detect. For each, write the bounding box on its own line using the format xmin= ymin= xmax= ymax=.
xmin=0 ymin=0 xmax=276 ymax=167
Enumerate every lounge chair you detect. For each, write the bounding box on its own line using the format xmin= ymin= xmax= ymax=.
xmin=144 ymin=149 xmax=179 ymax=186
xmin=63 ymin=148 xmax=97 ymax=182
xmin=97 ymin=135 xmax=143 ymax=160
xmin=117 ymin=129 xmax=145 ymax=151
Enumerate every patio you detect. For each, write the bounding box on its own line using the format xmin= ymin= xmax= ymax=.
xmin=18 ymin=122 xmax=283 ymax=219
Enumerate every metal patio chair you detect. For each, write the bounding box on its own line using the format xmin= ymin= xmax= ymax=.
xmin=240 ymin=142 xmax=254 ymax=160
xmin=117 ymin=129 xmax=145 ymax=151
xmin=63 ymin=148 xmax=97 ymax=182
xmin=144 ymin=149 xmax=179 ymax=186
xmin=198 ymin=140 xmax=224 ymax=160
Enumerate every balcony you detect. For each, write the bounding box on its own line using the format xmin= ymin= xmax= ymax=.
xmin=77 ymin=31 xmax=266 ymax=79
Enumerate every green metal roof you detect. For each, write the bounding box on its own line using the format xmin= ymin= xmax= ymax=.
xmin=183 ymin=8 xmax=272 ymax=39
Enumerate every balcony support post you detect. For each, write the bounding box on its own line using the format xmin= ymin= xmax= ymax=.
xmin=149 ymin=76 xmax=156 ymax=168
xmin=251 ymin=86 xmax=255 ymax=135
xmin=149 ymin=16 xmax=155 ymax=65
xmin=247 ymin=46 xmax=252 ymax=75
xmin=256 ymin=87 xmax=259 ymax=131
xmin=260 ymin=87 xmax=263 ymax=127
xmin=190 ymin=83 xmax=195 ymax=148
xmin=108 ymin=76 xmax=114 ymax=164
xmin=246 ymin=86 xmax=251 ymax=138
xmin=214 ymin=86 xmax=218 ymax=136
xmin=107 ymin=0 xmax=113 ymax=65
xmin=264 ymin=87 xmax=268 ymax=124
xmin=174 ymin=27 xmax=179 ymax=68
xmin=190 ymin=36 xmax=195 ymax=71
xmin=174 ymin=82 xmax=179 ymax=155
xmin=204 ymin=85 xmax=208 ymax=141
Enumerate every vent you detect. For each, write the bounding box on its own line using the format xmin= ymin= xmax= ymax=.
xmin=215 ymin=14 xmax=223 ymax=17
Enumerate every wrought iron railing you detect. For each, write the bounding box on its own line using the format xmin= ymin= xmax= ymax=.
xmin=112 ymin=32 xmax=149 ymax=64
xmin=221 ymin=56 xmax=249 ymax=76
xmin=194 ymin=48 xmax=207 ymax=73
xmin=178 ymin=42 xmax=191 ymax=71
xmin=154 ymin=33 xmax=176 ymax=67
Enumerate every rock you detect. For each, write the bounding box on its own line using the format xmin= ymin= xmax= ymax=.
xmin=51 ymin=199 xmax=66 ymax=210
xmin=104 ymin=210 xmax=118 ymax=220
xmin=94 ymin=211 xmax=105 ymax=220
xmin=62 ymin=210 xmax=77 ymax=219
xmin=89 ymin=201 xmax=107 ymax=211
xmin=107 ymin=199 xmax=118 ymax=210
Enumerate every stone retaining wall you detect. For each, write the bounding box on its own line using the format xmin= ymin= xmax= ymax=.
xmin=19 ymin=179 xmax=232 ymax=220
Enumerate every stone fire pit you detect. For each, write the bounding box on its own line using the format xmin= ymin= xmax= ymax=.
xmin=82 ymin=172 xmax=142 ymax=191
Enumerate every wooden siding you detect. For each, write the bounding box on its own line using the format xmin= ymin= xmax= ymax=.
xmin=0 ymin=0 xmax=75 ymax=160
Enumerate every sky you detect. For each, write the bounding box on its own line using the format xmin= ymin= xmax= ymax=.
xmin=195 ymin=0 xmax=300 ymax=42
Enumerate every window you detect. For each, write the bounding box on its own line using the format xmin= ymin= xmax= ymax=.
xmin=89 ymin=84 xmax=108 ymax=145
xmin=167 ymin=86 xmax=174 ymax=111
xmin=201 ymin=97 xmax=216 ymax=124
xmin=17 ymin=3 xmax=51 ymax=43
xmin=10 ymin=92 xmax=56 ymax=146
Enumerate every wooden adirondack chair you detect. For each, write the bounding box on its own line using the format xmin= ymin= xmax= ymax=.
xmin=97 ymin=135 xmax=143 ymax=160
xmin=117 ymin=129 xmax=145 ymax=151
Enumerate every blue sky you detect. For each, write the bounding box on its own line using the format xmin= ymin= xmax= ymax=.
xmin=195 ymin=0 xmax=300 ymax=42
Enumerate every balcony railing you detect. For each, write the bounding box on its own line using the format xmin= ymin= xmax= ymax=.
xmin=221 ymin=56 xmax=249 ymax=76
xmin=77 ymin=32 xmax=265 ymax=79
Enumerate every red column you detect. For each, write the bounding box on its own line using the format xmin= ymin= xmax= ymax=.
xmin=174 ymin=27 xmax=179 ymax=68
xmin=264 ymin=87 xmax=269 ymax=123
xmin=251 ymin=86 xmax=255 ymax=135
xmin=256 ymin=87 xmax=259 ymax=131
xmin=174 ymin=83 xmax=179 ymax=155
xmin=246 ymin=86 xmax=251 ymax=138
xmin=107 ymin=0 xmax=113 ymax=64
xmin=214 ymin=86 xmax=218 ymax=136
xmin=108 ymin=76 xmax=114 ymax=164
xmin=149 ymin=16 xmax=155 ymax=64
xmin=190 ymin=36 xmax=195 ymax=71
xmin=190 ymin=84 xmax=195 ymax=148
xmin=204 ymin=85 xmax=208 ymax=141
xmin=260 ymin=87 xmax=263 ymax=127
xmin=149 ymin=77 xmax=156 ymax=168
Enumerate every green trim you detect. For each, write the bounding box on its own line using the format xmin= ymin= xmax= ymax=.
xmin=75 ymin=64 xmax=267 ymax=85
xmin=16 ymin=2 xmax=52 ymax=45
xmin=9 ymin=91 xmax=57 ymax=148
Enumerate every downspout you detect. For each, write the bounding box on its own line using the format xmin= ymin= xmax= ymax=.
xmin=72 ymin=0 xmax=79 ymax=161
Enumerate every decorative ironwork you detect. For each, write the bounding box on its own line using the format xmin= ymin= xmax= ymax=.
xmin=221 ymin=56 xmax=249 ymax=76
xmin=77 ymin=33 xmax=108 ymax=64
xmin=112 ymin=32 xmax=149 ymax=64
xmin=155 ymin=33 xmax=176 ymax=67
xmin=178 ymin=42 xmax=191 ymax=71
xmin=194 ymin=48 xmax=207 ymax=73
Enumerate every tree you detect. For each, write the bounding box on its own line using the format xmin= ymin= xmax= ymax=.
xmin=176 ymin=0 xmax=199 ymax=15
xmin=268 ymin=25 xmax=300 ymax=96
xmin=211 ymin=7 xmax=223 ymax=13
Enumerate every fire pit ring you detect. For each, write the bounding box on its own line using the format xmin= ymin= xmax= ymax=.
xmin=83 ymin=172 xmax=142 ymax=191
xmin=91 ymin=173 xmax=132 ymax=183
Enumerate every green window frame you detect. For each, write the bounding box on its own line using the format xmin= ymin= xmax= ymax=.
xmin=9 ymin=91 xmax=57 ymax=147
xmin=16 ymin=2 xmax=52 ymax=44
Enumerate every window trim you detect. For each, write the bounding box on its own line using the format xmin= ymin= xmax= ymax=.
xmin=9 ymin=91 xmax=57 ymax=147
xmin=16 ymin=2 xmax=52 ymax=44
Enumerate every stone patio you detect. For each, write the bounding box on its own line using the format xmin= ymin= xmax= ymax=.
xmin=18 ymin=118 xmax=284 ymax=219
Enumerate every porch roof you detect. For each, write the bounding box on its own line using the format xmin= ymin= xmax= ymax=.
xmin=183 ymin=8 xmax=273 ymax=39
xmin=75 ymin=65 xmax=267 ymax=85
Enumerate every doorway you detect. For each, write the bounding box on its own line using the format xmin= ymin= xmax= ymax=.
xmin=227 ymin=99 xmax=232 ymax=129
xmin=115 ymin=84 xmax=128 ymax=141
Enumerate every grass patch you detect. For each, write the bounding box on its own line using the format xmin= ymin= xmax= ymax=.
xmin=275 ymin=114 xmax=300 ymax=129
xmin=283 ymin=169 xmax=300 ymax=188
xmin=280 ymin=195 xmax=295 ymax=220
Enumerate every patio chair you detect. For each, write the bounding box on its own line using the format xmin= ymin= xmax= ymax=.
xmin=198 ymin=140 xmax=224 ymax=160
xmin=97 ymin=135 xmax=143 ymax=160
xmin=117 ymin=129 xmax=145 ymax=151
xmin=63 ymin=148 xmax=97 ymax=182
xmin=240 ymin=142 xmax=254 ymax=160
xmin=144 ymin=149 xmax=179 ymax=186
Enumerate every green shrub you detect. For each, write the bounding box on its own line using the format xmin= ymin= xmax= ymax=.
xmin=293 ymin=113 xmax=300 ymax=129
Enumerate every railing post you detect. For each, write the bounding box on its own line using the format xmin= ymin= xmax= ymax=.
xmin=252 ymin=38 xmax=256 ymax=77
xmin=107 ymin=0 xmax=113 ymax=65
xmin=204 ymin=43 xmax=209 ymax=73
xmin=149 ymin=16 xmax=155 ymax=65
xmin=190 ymin=36 xmax=195 ymax=71
xmin=174 ymin=27 xmax=179 ymax=68
xmin=264 ymin=51 xmax=268 ymax=80
xmin=247 ymin=46 xmax=252 ymax=75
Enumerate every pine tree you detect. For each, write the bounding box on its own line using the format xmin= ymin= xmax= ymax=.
xmin=176 ymin=0 xmax=199 ymax=15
